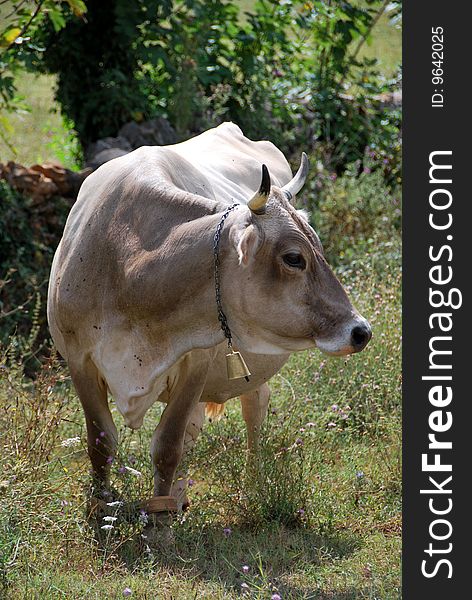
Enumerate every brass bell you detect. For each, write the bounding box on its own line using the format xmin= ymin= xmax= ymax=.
xmin=226 ymin=348 xmax=251 ymax=381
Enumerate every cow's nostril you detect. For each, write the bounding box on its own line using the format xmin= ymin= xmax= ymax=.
xmin=351 ymin=324 xmax=372 ymax=351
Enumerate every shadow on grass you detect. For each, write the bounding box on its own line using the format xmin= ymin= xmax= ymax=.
xmin=91 ymin=517 xmax=363 ymax=598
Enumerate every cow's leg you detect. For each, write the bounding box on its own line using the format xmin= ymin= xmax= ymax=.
xmin=150 ymin=353 xmax=210 ymax=501
xmin=170 ymin=402 xmax=205 ymax=511
xmin=240 ymin=383 xmax=270 ymax=454
xmin=70 ymin=359 xmax=117 ymax=495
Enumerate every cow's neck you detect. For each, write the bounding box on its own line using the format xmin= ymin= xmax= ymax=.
xmin=157 ymin=209 xmax=240 ymax=357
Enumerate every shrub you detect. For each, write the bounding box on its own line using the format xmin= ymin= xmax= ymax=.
xmin=0 ymin=181 xmax=70 ymax=358
xmin=7 ymin=0 xmax=401 ymax=182
xmin=300 ymin=164 xmax=401 ymax=267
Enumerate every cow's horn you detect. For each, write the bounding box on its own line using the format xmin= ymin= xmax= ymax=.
xmin=248 ymin=164 xmax=271 ymax=214
xmin=282 ymin=152 xmax=309 ymax=200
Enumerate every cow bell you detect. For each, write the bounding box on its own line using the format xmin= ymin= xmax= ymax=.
xmin=226 ymin=348 xmax=251 ymax=381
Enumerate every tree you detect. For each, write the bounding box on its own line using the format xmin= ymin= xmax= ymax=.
xmin=38 ymin=0 xmax=174 ymax=146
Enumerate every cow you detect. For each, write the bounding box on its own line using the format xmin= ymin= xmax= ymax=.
xmin=47 ymin=122 xmax=371 ymax=537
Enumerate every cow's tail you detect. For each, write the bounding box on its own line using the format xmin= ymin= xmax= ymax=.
xmin=205 ymin=402 xmax=225 ymax=421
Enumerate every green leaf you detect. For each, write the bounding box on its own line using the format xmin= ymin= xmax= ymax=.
xmin=48 ymin=10 xmax=66 ymax=33
xmin=1 ymin=28 xmax=22 ymax=47
xmin=65 ymin=0 xmax=87 ymax=17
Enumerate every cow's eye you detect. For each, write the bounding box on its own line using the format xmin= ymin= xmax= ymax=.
xmin=282 ymin=252 xmax=306 ymax=270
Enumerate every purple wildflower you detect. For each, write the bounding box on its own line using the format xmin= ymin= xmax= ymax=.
xmin=123 ymin=588 xmax=132 ymax=597
xmin=188 ymin=478 xmax=195 ymax=487
xmin=242 ymin=565 xmax=250 ymax=573
xmin=272 ymin=594 xmax=282 ymax=600
xmin=223 ymin=527 xmax=232 ymax=537
xmin=139 ymin=509 xmax=148 ymax=525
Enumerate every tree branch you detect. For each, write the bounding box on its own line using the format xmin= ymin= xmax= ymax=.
xmin=5 ymin=0 xmax=46 ymax=51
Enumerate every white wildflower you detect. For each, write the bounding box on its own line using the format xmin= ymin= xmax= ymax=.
xmin=100 ymin=524 xmax=114 ymax=531
xmin=61 ymin=437 xmax=81 ymax=447
xmin=106 ymin=501 xmax=124 ymax=508
xmin=103 ymin=516 xmax=117 ymax=522
xmin=123 ymin=466 xmax=142 ymax=477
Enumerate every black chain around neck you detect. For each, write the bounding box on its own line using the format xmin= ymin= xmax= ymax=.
xmin=213 ymin=203 xmax=240 ymax=347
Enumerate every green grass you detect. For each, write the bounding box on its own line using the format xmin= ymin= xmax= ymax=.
xmin=0 ymin=72 xmax=80 ymax=169
xmin=359 ymin=12 xmax=402 ymax=77
xmin=0 ymin=247 xmax=401 ymax=599
xmin=0 ymin=3 xmax=401 ymax=595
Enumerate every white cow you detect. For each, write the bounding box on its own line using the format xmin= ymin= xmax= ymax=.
xmin=47 ymin=122 xmax=371 ymax=527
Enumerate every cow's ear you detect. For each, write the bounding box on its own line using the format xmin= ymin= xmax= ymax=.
xmin=236 ymin=224 xmax=260 ymax=266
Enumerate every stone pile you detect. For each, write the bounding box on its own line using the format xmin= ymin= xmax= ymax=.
xmin=0 ymin=116 xmax=178 ymax=202
xmin=0 ymin=161 xmax=91 ymax=203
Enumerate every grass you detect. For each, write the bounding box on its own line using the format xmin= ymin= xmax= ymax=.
xmin=0 ymin=245 xmax=401 ymax=599
xmin=0 ymin=72 xmax=81 ymax=169
xmin=357 ymin=5 xmax=402 ymax=77
xmin=0 ymin=3 xmax=401 ymax=595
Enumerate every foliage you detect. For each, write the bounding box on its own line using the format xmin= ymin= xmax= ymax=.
xmin=139 ymin=0 xmax=401 ymax=173
xmin=1 ymin=0 xmax=401 ymax=180
xmin=0 ymin=1 xmax=86 ymax=148
xmin=44 ymin=115 xmax=83 ymax=170
xmin=302 ymin=156 xmax=401 ymax=266
xmin=35 ymin=0 xmax=176 ymax=145
xmin=0 ymin=180 xmax=70 ymax=359
xmin=144 ymin=0 xmax=402 ymax=174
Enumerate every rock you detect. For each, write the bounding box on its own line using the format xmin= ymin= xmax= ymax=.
xmin=118 ymin=117 xmax=178 ymax=149
xmin=30 ymin=163 xmax=69 ymax=196
xmin=0 ymin=117 xmax=179 ymax=203
xmin=84 ymin=117 xmax=177 ymax=171
xmin=0 ymin=161 xmax=57 ymax=203
xmin=85 ymin=136 xmax=132 ymax=162
xmin=0 ymin=161 xmax=92 ymax=202
xmin=85 ymin=148 xmax=130 ymax=170
xmin=66 ymin=168 xmax=94 ymax=198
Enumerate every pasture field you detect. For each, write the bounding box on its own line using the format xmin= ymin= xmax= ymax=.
xmin=0 ymin=244 xmax=401 ymax=599
xmin=0 ymin=3 xmax=401 ymax=597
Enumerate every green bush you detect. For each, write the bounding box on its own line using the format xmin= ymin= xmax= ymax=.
xmin=0 ymin=181 xmax=69 ymax=359
xmin=4 ymin=0 xmax=401 ymax=181
xmin=301 ymin=164 xmax=401 ymax=268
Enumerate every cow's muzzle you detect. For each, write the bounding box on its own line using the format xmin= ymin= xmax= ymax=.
xmin=350 ymin=322 xmax=372 ymax=352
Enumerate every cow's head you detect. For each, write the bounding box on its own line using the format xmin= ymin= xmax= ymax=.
xmin=224 ymin=156 xmax=371 ymax=356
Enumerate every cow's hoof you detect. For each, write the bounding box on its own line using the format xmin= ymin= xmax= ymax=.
xmin=140 ymin=496 xmax=178 ymax=550
xmin=142 ymin=512 xmax=175 ymax=550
